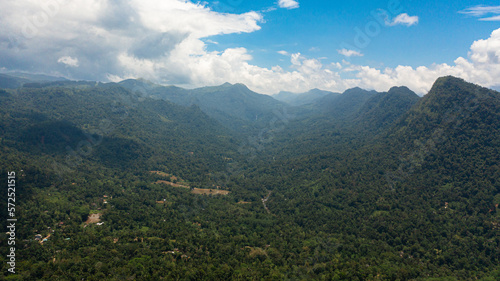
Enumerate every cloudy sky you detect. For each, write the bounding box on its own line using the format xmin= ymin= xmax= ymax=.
xmin=0 ymin=0 xmax=499 ymax=95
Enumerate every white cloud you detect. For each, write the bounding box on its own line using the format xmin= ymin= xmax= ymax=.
xmin=205 ymin=39 xmax=218 ymax=45
xmin=278 ymin=0 xmax=299 ymax=10
xmin=57 ymin=56 xmax=79 ymax=67
xmin=1 ymin=1 xmax=500 ymax=97
xmin=290 ymin=53 xmax=304 ymax=66
xmin=387 ymin=13 xmax=419 ymax=26
xmin=480 ymin=15 xmax=500 ymax=21
xmin=132 ymin=0 xmax=262 ymax=37
xmin=460 ymin=5 xmax=500 ymax=21
xmin=0 ymin=0 xmax=266 ymax=83
xmin=277 ymin=50 xmax=289 ymax=56
xmin=460 ymin=5 xmax=500 ymax=16
xmin=351 ymin=28 xmax=500 ymax=94
xmin=337 ymin=49 xmax=364 ymax=57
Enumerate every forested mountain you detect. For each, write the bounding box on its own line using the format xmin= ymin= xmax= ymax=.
xmin=264 ymin=86 xmax=419 ymax=160
xmin=5 ymin=72 xmax=68 ymax=83
xmin=314 ymin=87 xmax=378 ymax=118
xmin=273 ymin=88 xmax=336 ymax=106
xmin=119 ymin=80 xmax=287 ymax=132
xmin=352 ymin=86 xmax=420 ymax=131
xmin=0 ymin=83 xmax=238 ymax=182
xmin=384 ymin=76 xmax=500 ymax=193
xmin=248 ymin=76 xmax=500 ymax=279
xmin=0 ymin=73 xmax=67 ymax=89
xmin=0 ymin=76 xmax=499 ymax=280
xmin=0 ymin=74 xmax=31 ymax=89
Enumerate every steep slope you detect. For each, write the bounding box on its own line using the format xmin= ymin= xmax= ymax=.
xmin=1 ymin=76 xmax=500 ymax=280
xmin=191 ymin=83 xmax=286 ymax=123
xmin=264 ymin=87 xmax=418 ymax=160
xmin=248 ymin=76 xmax=500 ymax=280
xmin=381 ymin=76 xmax=500 ymax=189
xmin=389 ymin=76 xmax=500 ymax=146
xmin=315 ymin=87 xmax=378 ymax=119
xmin=353 ymin=86 xmax=420 ymax=131
xmin=121 ymin=80 xmax=288 ymax=132
xmin=0 ymin=83 xmax=238 ymax=179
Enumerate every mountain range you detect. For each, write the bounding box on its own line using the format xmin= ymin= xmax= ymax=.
xmin=0 ymin=74 xmax=499 ymax=280
xmin=273 ymin=88 xmax=335 ymax=106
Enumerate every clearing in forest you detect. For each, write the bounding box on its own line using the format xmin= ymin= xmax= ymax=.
xmin=191 ymin=188 xmax=230 ymax=195
xmin=151 ymin=171 xmax=190 ymax=188
xmin=151 ymin=170 xmax=230 ymax=195
xmin=85 ymin=213 xmax=101 ymax=224
xmin=154 ymin=180 xmax=190 ymax=189
xmin=150 ymin=171 xmax=171 ymax=178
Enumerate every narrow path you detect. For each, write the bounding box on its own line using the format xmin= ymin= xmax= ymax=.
xmin=262 ymin=191 xmax=272 ymax=214
xmin=40 ymin=234 xmax=51 ymax=244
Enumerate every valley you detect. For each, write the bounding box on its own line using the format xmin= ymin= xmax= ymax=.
xmin=0 ymin=74 xmax=499 ymax=280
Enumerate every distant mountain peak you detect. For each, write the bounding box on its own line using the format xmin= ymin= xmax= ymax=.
xmin=434 ymin=75 xmax=466 ymax=84
xmin=232 ymin=83 xmax=248 ymax=89
xmin=388 ymin=85 xmax=411 ymax=92
xmin=350 ymin=86 xmax=363 ymax=90
xmin=387 ymin=86 xmax=418 ymax=98
xmin=343 ymin=87 xmax=377 ymax=96
xmin=429 ymin=76 xmax=477 ymax=94
xmin=425 ymin=75 xmax=492 ymax=102
xmin=210 ymin=82 xmax=251 ymax=92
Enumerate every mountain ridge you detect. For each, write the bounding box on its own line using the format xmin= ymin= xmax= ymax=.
xmin=1 ymin=75 xmax=500 ymax=279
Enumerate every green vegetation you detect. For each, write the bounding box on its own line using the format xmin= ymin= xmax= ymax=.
xmin=0 ymin=76 xmax=499 ymax=280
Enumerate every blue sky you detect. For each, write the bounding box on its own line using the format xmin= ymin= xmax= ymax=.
xmin=1 ymin=0 xmax=499 ymax=95
xmin=205 ymin=0 xmax=499 ymax=72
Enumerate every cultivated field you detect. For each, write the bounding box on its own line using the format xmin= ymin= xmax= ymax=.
xmin=154 ymin=180 xmax=190 ymax=188
xmin=151 ymin=171 xmax=230 ymax=195
xmin=191 ymin=188 xmax=230 ymax=195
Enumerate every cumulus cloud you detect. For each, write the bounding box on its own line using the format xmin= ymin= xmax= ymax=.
xmin=0 ymin=0 xmax=263 ymax=82
xmin=337 ymin=49 xmax=364 ymax=57
xmin=352 ymin=28 xmax=500 ymax=94
xmin=57 ymin=56 xmax=79 ymax=67
xmin=277 ymin=50 xmax=289 ymax=56
xmin=387 ymin=13 xmax=419 ymax=26
xmin=278 ymin=0 xmax=299 ymax=10
xmin=1 ymin=1 xmax=500 ymax=96
xmin=459 ymin=5 xmax=500 ymax=21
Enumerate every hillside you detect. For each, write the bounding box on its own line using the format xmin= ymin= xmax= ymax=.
xmin=352 ymin=86 xmax=420 ymax=131
xmin=314 ymin=87 xmax=378 ymax=119
xmin=0 ymin=83 xmax=238 ymax=181
xmin=0 ymin=76 xmax=499 ymax=280
xmin=0 ymin=73 xmax=30 ymax=88
xmin=120 ymin=80 xmax=287 ymax=132
xmin=0 ymin=73 xmax=67 ymax=88
xmin=246 ymin=76 xmax=500 ymax=279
